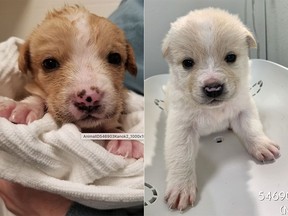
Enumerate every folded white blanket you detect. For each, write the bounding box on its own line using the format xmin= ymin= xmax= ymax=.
xmin=0 ymin=37 xmax=144 ymax=209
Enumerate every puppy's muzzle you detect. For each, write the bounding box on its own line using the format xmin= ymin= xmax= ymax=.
xmin=74 ymin=87 xmax=102 ymax=113
xmin=203 ymin=83 xmax=224 ymax=98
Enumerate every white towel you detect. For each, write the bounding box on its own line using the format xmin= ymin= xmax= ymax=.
xmin=0 ymin=37 xmax=28 ymax=100
xmin=0 ymin=37 xmax=144 ymax=209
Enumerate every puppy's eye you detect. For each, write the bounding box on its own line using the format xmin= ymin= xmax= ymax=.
xmin=225 ymin=53 xmax=237 ymax=63
xmin=42 ymin=58 xmax=60 ymax=71
xmin=182 ymin=58 xmax=195 ymax=70
xmin=107 ymin=53 xmax=122 ymax=65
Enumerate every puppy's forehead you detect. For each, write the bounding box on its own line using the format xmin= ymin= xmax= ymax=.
xmin=30 ymin=6 xmax=126 ymax=57
xmin=169 ymin=8 xmax=250 ymax=55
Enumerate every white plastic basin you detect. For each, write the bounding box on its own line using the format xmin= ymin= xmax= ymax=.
xmin=145 ymin=59 xmax=288 ymax=216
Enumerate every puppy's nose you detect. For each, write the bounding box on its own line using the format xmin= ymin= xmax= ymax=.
xmin=203 ymin=83 xmax=224 ymax=98
xmin=74 ymin=88 xmax=102 ymax=113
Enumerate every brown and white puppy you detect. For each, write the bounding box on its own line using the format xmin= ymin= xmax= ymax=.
xmin=162 ymin=8 xmax=280 ymax=211
xmin=0 ymin=5 xmax=143 ymax=159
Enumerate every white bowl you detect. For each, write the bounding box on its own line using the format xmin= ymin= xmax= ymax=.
xmin=145 ymin=59 xmax=288 ymax=216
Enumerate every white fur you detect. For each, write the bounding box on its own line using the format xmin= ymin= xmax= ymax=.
xmin=163 ymin=8 xmax=280 ymax=211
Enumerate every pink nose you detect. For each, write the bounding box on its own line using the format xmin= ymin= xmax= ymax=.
xmin=74 ymin=88 xmax=102 ymax=113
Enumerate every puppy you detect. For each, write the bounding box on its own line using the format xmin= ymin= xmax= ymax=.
xmin=0 ymin=5 xmax=143 ymax=159
xmin=162 ymin=8 xmax=280 ymax=211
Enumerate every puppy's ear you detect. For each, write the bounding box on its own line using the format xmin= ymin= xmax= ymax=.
xmin=246 ymin=30 xmax=257 ymax=48
xmin=125 ymin=43 xmax=137 ymax=76
xmin=18 ymin=40 xmax=31 ymax=74
xmin=18 ymin=41 xmax=47 ymax=98
xmin=162 ymin=36 xmax=170 ymax=58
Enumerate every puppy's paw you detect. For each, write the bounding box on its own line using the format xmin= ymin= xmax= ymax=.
xmin=165 ymin=183 xmax=197 ymax=211
xmin=0 ymin=98 xmax=17 ymax=119
xmin=247 ymin=137 xmax=280 ymax=162
xmin=0 ymin=98 xmax=45 ymax=124
xmin=106 ymin=140 xmax=143 ymax=159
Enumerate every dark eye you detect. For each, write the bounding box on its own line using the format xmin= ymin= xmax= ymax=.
xmin=108 ymin=53 xmax=122 ymax=65
xmin=225 ymin=53 xmax=237 ymax=63
xmin=42 ymin=58 xmax=60 ymax=71
xmin=182 ymin=58 xmax=195 ymax=70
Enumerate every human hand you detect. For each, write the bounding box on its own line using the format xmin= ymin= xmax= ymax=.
xmin=0 ymin=179 xmax=72 ymax=216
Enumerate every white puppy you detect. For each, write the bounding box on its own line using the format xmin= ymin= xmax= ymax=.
xmin=162 ymin=8 xmax=280 ymax=211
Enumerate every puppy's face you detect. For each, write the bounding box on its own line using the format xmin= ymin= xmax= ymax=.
xmin=163 ymin=8 xmax=256 ymax=107
xmin=19 ymin=6 xmax=137 ymax=128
